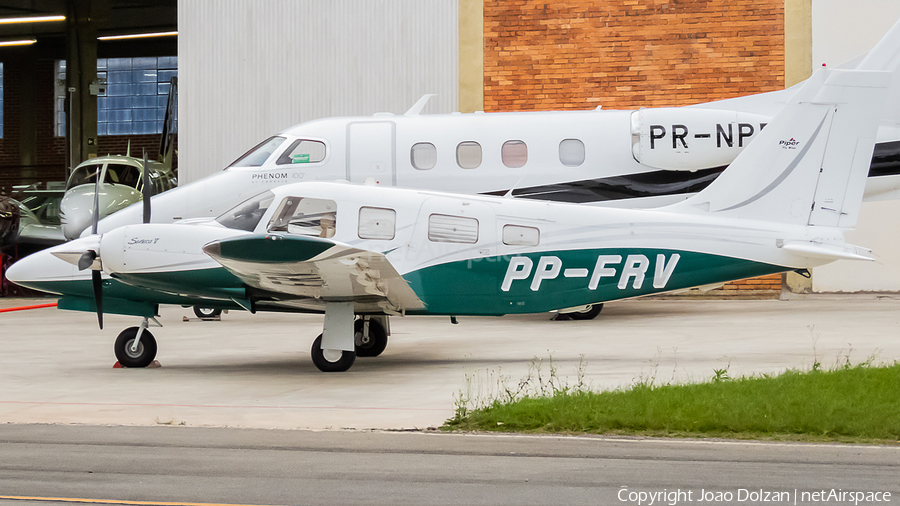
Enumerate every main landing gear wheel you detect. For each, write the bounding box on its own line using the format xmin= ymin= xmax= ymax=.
xmin=354 ymin=318 xmax=388 ymax=357
xmin=114 ymin=327 xmax=158 ymax=368
xmin=311 ymin=334 xmax=356 ymax=372
xmin=567 ymin=304 xmax=603 ymax=320
xmin=193 ymin=306 xmax=222 ymax=319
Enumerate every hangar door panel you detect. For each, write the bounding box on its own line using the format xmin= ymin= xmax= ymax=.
xmin=348 ymin=122 xmax=395 ymax=185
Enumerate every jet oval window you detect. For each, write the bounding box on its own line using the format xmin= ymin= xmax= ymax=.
xmin=358 ymin=207 xmax=396 ymax=240
xmin=229 ymin=136 xmax=286 ymax=168
xmin=502 ymin=224 xmax=539 ymax=246
xmin=276 ymin=139 xmax=327 ymax=165
xmin=456 ymin=141 xmax=482 ymax=169
xmin=559 ymin=138 xmax=585 ymax=167
xmin=216 ymin=190 xmax=276 ymax=232
xmin=428 ymin=214 xmax=479 ymax=244
xmin=411 ymin=142 xmax=437 ymax=170
xmin=501 ymin=140 xmax=528 ymax=168
xmin=267 ymin=197 xmax=338 ymax=238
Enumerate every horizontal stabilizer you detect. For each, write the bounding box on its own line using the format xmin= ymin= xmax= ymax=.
xmin=203 ymin=234 xmax=424 ymax=311
xmin=779 ymin=240 xmax=874 ymax=262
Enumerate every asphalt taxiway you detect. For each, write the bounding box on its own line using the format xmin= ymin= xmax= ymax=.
xmin=1 ymin=295 xmax=899 ymax=430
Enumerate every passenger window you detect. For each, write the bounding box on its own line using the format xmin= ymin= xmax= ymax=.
xmin=456 ymin=141 xmax=482 ymax=169
xmin=559 ymin=139 xmax=585 ymax=167
xmin=358 ymin=207 xmax=396 ymax=240
xmin=267 ymin=197 xmax=338 ymax=238
xmin=276 ymin=139 xmax=327 ymax=165
xmin=501 ymin=140 xmax=527 ymax=168
xmin=502 ymin=225 xmax=539 ymax=246
xmin=428 ymin=214 xmax=478 ymax=244
xmin=411 ymin=142 xmax=437 ymax=170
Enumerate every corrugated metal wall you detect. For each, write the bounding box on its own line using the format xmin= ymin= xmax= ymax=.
xmin=177 ymin=0 xmax=459 ymax=182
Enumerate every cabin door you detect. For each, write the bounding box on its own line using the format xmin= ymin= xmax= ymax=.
xmin=347 ymin=121 xmax=395 ymax=186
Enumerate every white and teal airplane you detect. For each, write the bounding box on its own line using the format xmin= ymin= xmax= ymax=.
xmin=8 ymin=37 xmax=895 ymax=371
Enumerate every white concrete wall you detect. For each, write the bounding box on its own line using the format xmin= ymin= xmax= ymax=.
xmin=811 ymin=1 xmax=900 ymax=291
xmin=177 ymin=0 xmax=458 ymax=183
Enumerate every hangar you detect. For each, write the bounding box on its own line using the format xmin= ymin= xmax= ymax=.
xmin=1 ymin=0 xmax=899 ymax=295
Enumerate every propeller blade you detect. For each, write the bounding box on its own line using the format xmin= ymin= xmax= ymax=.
xmin=142 ymin=149 xmax=151 ymax=224
xmin=76 ymin=250 xmax=97 ymax=271
xmin=91 ymin=167 xmax=100 ymax=235
xmin=91 ymin=269 xmax=103 ymax=329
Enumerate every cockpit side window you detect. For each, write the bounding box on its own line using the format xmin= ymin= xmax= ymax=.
xmin=66 ymin=164 xmax=104 ymax=190
xmin=276 ymin=139 xmax=327 ymax=165
xmin=267 ymin=197 xmax=337 ymax=238
xmin=106 ymin=164 xmax=141 ymax=188
xmin=229 ymin=136 xmax=286 ymax=168
xmin=216 ymin=190 xmax=276 ymax=232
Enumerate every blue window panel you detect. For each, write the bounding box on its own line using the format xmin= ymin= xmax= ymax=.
xmin=158 ymin=70 xmax=177 ymax=82
xmin=134 ymin=121 xmax=158 ymax=134
xmin=98 ymin=110 xmax=109 ymax=122
xmin=108 ymin=96 xmax=133 ymax=109
xmin=157 ymin=82 xmax=171 ymax=95
xmin=106 ymin=84 xmax=134 ymax=97
xmin=157 ymin=95 xmax=169 ymax=108
xmin=97 ymin=123 xmax=108 ymax=135
xmin=133 ymin=57 xmax=157 ymax=70
xmin=98 ymin=96 xmax=109 ymax=110
xmin=110 ymin=109 xmax=133 ymax=122
xmin=107 ymin=71 xmax=133 ymax=84
xmin=107 ymin=58 xmax=132 ymax=71
xmin=133 ymin=108 xmax=157 ymax=121
xmin=134 ymin=69 xmax=157 ymax=83
xmin=136 ymin=83 xmax=157 ymax=96
xmin=158 ymin=56 xmax=177 ymax=69
xmin=97 ymin=59 xmax=107 ymax=70
xmin=108 ymin=122 xmax=132 ymax=135
xmin=133 ymin=95 xmax=158 ymax=108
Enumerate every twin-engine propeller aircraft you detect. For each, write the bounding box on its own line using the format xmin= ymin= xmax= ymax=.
xmin=8 ymin=37 xmax=895 ymax=371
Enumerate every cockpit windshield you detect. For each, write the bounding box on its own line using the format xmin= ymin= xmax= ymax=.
xmin=216 ymin=190 xmax=276 ymax=231
xmin=229 ymin=136 xmax=286 ymax=168
xmin=66 ymin=164 xmax=104 ymax=190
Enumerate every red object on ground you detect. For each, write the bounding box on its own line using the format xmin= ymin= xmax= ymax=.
xmin=113 ymin=362 xmax=123 ymax=368
xmin=0 ymin=302 xmax=58 ymax=313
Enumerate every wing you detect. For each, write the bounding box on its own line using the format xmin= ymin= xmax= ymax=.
xmin=202 ymin=234 xmax=424 ymax=313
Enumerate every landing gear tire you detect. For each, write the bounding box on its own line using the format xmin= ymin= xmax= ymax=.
xmin=311 ymin=334 xmax=356 ymax=372
xmin=567 ymin=304 xmax=603 ymax=320
xmin=193 ymin=306 xmax=222 ymax=319
xmin=354 ymin=318 xmax=388 ymax=357
xmin=114 ymin=327 xmax=158 ymax=368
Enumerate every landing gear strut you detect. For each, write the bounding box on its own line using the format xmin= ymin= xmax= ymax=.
xmin=310 ymin=304 xmax=391 ymax=372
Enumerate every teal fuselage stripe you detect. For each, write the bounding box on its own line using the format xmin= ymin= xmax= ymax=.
xmin=403 ymin=248 xmax=786 ymax=315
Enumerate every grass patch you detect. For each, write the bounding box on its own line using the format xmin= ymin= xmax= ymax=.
xmin=444 ymin=360 xmax=900 ymax=444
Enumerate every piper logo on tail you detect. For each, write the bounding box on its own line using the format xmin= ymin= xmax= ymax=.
xmin=501 ymin=253 xmax=680 ymax=292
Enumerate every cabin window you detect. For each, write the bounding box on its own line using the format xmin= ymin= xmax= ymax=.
xmin=276 ymin=139 xmax=327 ymax=165
xmin=502 ymin=225 xmax=540 ymax=246
xmin=456 ymin=141 xmax=482 ymax=169
xmin=217 ymin=190 xmax=276 ymax=232
xmin=501 ymin=140 xmax=528 ymax=168
xmin=428 ymin=214 xmax=478 ymax=244
xmin=411 ymin=142 xmax=437 ymax=170
xmin=230 ymin=136 xmax=286 ymax=167
xmin=358 ymin=207 xmax=396 ymax=240
xmin=559 ymin=138 xmax=585 ymax=167
xmin=267 ymin=197 xmax=338 ymax=238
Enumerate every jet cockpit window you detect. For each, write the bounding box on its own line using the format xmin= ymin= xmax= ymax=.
xmin=230 ymin=136 xmax=286 ymax=167
xmin=66 ymin=164 xmax=104 ymax=190
xmin=267 ymin=197 xmax=337 ymax=238
xmin=216 ymin=190 xmax=276 ymax=232
xmin=105 ymin=163 xmax=141 ymax=188
xmin=276 ymin=139 xmax=326 ymax=165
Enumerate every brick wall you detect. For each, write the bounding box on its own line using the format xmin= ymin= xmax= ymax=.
xmin=484 ymin=0 xmax=785 ymax=294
